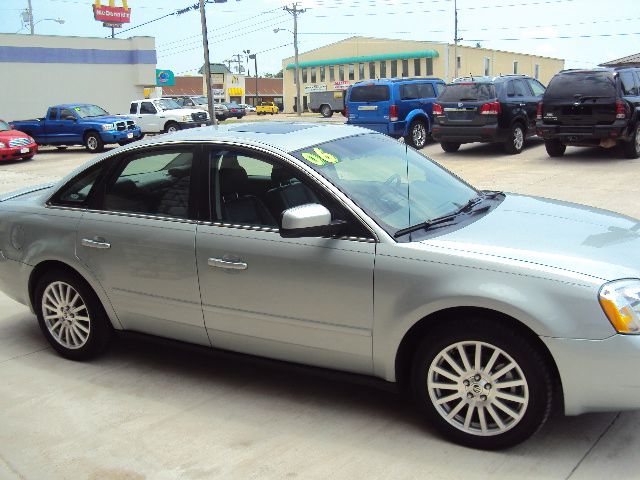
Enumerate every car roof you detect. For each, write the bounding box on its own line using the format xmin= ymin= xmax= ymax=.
xmin=449 ymin=75 xmax=530 ymax=84
xmin=142 ymin=122 xmax=373 ymax=153
xmin=352 ymin=77 xmax=444 ymax=86
xmin=52 ymin=104 xmax=97 ymax=109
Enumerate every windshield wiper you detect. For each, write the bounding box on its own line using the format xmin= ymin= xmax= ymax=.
xmin=393 ymin=196 xmax=485 ymax=238
xmin=483 ymin=190 xmax=504 ymax=199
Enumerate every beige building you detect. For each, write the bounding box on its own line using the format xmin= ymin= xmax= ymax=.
xmin=281 ymin=36 xmax=564 ymax=113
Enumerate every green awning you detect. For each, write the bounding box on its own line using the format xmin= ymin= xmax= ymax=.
xmin=285 ymin=50 xmax=439 ymax=70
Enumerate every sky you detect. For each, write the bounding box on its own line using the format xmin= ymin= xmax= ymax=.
xmin=1 ymin=0 xmax=639 ymax=78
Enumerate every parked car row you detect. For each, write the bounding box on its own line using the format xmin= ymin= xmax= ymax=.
xmin=345 ymin=67 xmax=640 ymax=159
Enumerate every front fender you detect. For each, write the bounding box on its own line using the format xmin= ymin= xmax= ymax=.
xmin=403 ymin=110 xmax=431 ymax=136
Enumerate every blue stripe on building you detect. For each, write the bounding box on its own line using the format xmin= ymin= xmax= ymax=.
xmin=0 ymin=46 xmax=157 ymax=64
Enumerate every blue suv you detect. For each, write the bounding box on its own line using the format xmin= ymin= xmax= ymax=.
xmin=345 ymin=77 xmax=445 ymax=149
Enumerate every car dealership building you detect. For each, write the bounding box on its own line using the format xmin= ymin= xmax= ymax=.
xmin=0 ymin=33 xmax=156 ymax=121
xmin=281 ymin=36 xmax=565 ymax=113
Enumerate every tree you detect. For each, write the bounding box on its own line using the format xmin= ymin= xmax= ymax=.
xmin=263 ymin=69 xmax=283 ymax=78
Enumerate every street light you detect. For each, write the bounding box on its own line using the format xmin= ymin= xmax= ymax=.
xmin=16 ymin=17 xmax=64 ymax=34
xmin=274 ymin=27 xmax=301 ymax=116
xmin=244 ymin=50 xmax=259 ymax=108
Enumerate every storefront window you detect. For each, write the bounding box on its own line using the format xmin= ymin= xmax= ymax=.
xmin=402 ymin=59 xmax=408 ymax=77
xmin=391 ymin=60 xmax=397 ymax=77
xmin=414 ymin=58 xmax=421 ymax=76
xmin=329 ymin=65 xmax=335 ymax=81
xmin=302 ymin=68 xmax=308 ymax=83
xmin=358 ymin=63 xmax=365 ymax=80
xmin=380 ymin=61 xmax=387 ymax=78
xmin=339 ymin=65 xmax=345 ymax=81
xmin=426 ymin=58 xmax=433 ymax=76
xmin=349 ymin=64 xmax=355 ymax=81
xmin=369 ymin=62 xmax=376 ymax=79
xmin=320 ymin=66 xmax=326 ymax=82
xmin=310 ymin=67 xmax=316 ymax=83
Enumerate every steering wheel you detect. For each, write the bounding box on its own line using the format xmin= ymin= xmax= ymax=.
xmin=383 ymin=173 xmax=402 ymax=189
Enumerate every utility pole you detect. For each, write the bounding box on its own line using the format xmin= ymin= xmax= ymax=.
xmin=199 ymin=0 xmax=218 ymax=126
xmin=27 ymin=0 xmax=34 ymax=34
xmin=284 ymin=2 xmax=305 ymax=116
xmin=453 ymin=0 xmax=463 ymax=80
xmin=249 ymin=54 xmax=258 ymax=106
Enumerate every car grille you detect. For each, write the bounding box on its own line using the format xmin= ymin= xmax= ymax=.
xmin=114 ymin=120 xmax=136 ymax=131
xmin=191 ymin=111 xmax=207 ymax=122
xmin=8 ymin=138 xmax=30 ymax=147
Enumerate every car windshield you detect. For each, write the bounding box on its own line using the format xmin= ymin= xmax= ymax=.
xmin=0 ymin=120 xmax=10 ymax=131
xmin=192 ymin=97 xmax=208 ymax=105
xmin=545 ymin=71 xmax=616 ymax=98
xmin=291 ymin=134 xmax=478 ymax=236
xmin=438 ymin=83 xmax=496 ymax=102
xmin=74 ymin=105 xmax=110 ymax=118
xmin=157 ymin=98 xmax=182 ymax=111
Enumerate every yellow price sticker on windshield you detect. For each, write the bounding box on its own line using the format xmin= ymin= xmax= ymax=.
xmin=301 ymin=147 xmax=339 ymax=166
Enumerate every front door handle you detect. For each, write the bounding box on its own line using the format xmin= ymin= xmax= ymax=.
xmin=81 ymin=238 xmax=111 ymax=249
xmin=208 ymin=257 xmax=247 ymax=270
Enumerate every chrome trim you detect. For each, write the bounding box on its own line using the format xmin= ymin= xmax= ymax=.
xmin=84 ymin=209 xmax=199 ymax=225
xmin=208 ymin=257 xmax=248 ymax=270
xmin=1 ymin=183 xmax=56 ymax=203
xmin=0 ymin=249 xmax=6 ymax=262
xmin=81 ymin=238 xmax=111 ymax=249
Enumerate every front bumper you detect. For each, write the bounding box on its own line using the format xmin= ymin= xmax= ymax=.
xmin=100 ymin=128 xmax=143 ymax=144
xmin=178 ymin=121 xmax=211 ymax=128
xmin=536 ymin=121 xmax=631 ymax=144
xmin=432 ymin=123 xmax=506 ymax=143
xmin=0 ymin=143 xmax=38 ymax=161
xmin=543 ymin=334 xmax=640 ymax=415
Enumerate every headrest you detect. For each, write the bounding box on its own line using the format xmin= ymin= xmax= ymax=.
xmin=271 ymin=165 xmax=294 ymax=185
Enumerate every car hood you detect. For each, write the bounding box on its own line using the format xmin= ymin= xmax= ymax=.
xmin=85 ymin=115 xmax=133 ymax=124
xmin=422 ymin=193 xmax=640 ymax=281
xmin=161 ymin=108 xmax=203 ymax=116
xmin=0 ymin=129 xmax=31 ymax=140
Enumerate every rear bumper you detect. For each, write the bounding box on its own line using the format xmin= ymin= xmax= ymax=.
xmin=0 ymin=255 xmax=32 ymax=307
xmin=536 ymin=121 xmax=631 ymax=143
xmin=346 ymin=121 xmax=407 ymax=138
xmin=0 ymin=143 xmax=38 ymax=161
xmin=432 ymin=123 xmax=506 ymax=143
xmin=543 ymin=334 xmax=640 ymax=415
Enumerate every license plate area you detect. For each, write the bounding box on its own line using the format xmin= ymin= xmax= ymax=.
xmin=20 ymin=147 xmax=29 ymax=153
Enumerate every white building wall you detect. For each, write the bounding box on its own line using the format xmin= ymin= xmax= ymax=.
xmin=0 ymin=33 xmax=156 ymax=121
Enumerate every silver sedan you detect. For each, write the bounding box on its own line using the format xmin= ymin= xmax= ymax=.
xmin=1 ymin=122 xmax=639 ymax=450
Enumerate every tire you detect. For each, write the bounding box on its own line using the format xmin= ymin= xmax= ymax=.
xmin=84 ymin=132 xmax=104 ymax=153
xmin=545 ymin=139 xmax=566 ymax=157
xmin=504 ymin=123 xmax=525 ymax=154
xmin=410 ymin=318 xmax=553 ymax=450
xmin=35 ymin=269 xmax=113 ymax=360
xmin=405 ymin=119 xmax=428 ymax=149
xmin=441 ymin=142 xmax=461 ymax=153
xmin=320 ymin=105 xmax=333 ymax=118
xmin=622 ymin=124 xmax=640 ymax=159
xmin=270 ymin=111 xmax=274 ymax=115
xmin=164 ymin=121 xmax=180 ymax=134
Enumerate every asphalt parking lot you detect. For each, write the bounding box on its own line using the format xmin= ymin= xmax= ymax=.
xmin=2 ymin=123 xmax=640 ymax=479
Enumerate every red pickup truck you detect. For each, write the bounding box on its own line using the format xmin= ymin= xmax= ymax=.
xmin=0 ymin=119 xmax=37 ymax=161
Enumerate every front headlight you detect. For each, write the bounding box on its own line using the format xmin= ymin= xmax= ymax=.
xmin=181 ymin=115 xmax=190 ymax=122
xmin=28 ymin=136 xmax=35 ymax=143
xmin=101 ymin=123 xmax=115 ymax=131
xmin=599 ymin=279 xmax=640 ymax=334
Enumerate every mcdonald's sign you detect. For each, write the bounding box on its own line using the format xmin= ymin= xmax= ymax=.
xmin=93 ymin=0 xmax=132 ymax=24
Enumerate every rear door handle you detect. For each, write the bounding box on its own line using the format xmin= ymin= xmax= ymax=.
xmin=81 ymin=238 xmax=111 ymax=249
xmin=208 ymin=257 xmax=247 ymax=270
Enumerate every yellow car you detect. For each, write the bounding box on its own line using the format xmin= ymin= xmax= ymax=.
xmin=256 ymin=101 xmax=279 ymax=115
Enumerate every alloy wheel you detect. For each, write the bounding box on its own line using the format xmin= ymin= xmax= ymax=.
xmin=412 ymin=122 xmax=426 ymax=147
xmin=87 ymin=136 xmax=98 ymax=151
xmin=427 ymin=340 xmax=529 ymax=436
xmin=513 ymin=127 xmax=524 ymax=151
xmin=41 ymin=281 xmax=91 ymax=350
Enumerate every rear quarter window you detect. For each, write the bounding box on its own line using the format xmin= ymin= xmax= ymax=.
xmin=350 ymin=85 xmax=390 ymax=102
xmin=545 ymin=72 xmax=616 ymax=98
xmin=438 ymin=83 xmax=496 ymax=102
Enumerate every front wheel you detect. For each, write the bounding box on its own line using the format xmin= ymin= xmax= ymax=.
xmin=35 ymin=270 xmax=113 ymax=360
xmin=164 ymin=121 xmax=180 ymax=134
xmin=405 ymin=119 xmax=428 ymax=149
xmin=622 ymin=124 xmax=640 ymax=159
xmin=441 ymin=141 xmax=461 ymax=153
xmin=504 ymin=124 xmax=525 ymax=154
xmin=545 ymin=139 xmax=566 ymax=157
xmin=84 ymin=132 xmax=104 ymax=153
xmin=411 ymin=319 xmax=553 ymax=449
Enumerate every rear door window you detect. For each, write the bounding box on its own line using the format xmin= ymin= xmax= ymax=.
xmin=619 ymin=71 xmax=638 ymax=96
xmin=418 ymin=83 xmax=436 ymax=98
xmin=526 ymin=78 xmax=546 ymax=96
xmin=438 ymin=83 xmax=495 ymax=102
xmin=400 ymin=84 xmax=420 ymax=100
xmin=545 ymin=71 xmax=616 ymax=98
xmin=350 ymin=85 xmax=390 ymax=102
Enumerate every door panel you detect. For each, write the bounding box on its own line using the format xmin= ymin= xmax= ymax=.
xmin=196 ymin=226 xmax=375 ymax=373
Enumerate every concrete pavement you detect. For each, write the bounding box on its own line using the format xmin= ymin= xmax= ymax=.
xmin=1 ymin=131 xmax=639 ymax=479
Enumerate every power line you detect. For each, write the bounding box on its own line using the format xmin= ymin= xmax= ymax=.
xmin=464 ymin=31 xmax=640 ymax=42
xmin=460 ymin=16 xmax=640 ymax=33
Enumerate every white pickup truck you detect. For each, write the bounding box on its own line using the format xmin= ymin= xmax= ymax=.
xmin=129 ymin=98 xmax=210 ymax=134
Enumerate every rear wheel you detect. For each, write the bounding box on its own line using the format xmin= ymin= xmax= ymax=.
xmin=35 ymin=270 xmax=113 ymax=360
xmin=622 ymin=124 xmax=640 ymax=159
xmin=406 ymin=119 xmax=428 ymax=149
xmin=84 ymin=132 xmax=104 ymax=153
xmin=545 ymin=139 xmax=566 ymax=157
xmin=411 ymin=319 xmax=553 ymax=450
xmin=441 ymin=142 xmax=461 ymax=153
xmin=320 ymin=105 xmax=333 ymax=118
xmin=504 ymin=123 xmax=525 ymax=154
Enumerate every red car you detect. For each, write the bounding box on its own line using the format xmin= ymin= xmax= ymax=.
xmin=0 ymin=119 xmax=37 ymax=161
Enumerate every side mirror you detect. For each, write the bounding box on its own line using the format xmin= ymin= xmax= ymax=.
xmin=279 ymin=203 xmax=346 ymax=238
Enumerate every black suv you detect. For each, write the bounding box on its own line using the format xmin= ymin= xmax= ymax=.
xmin=536 ymin=67 xmax=640 ymax=158
xmin=432 ymin=75 xmax=546 ymax=154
